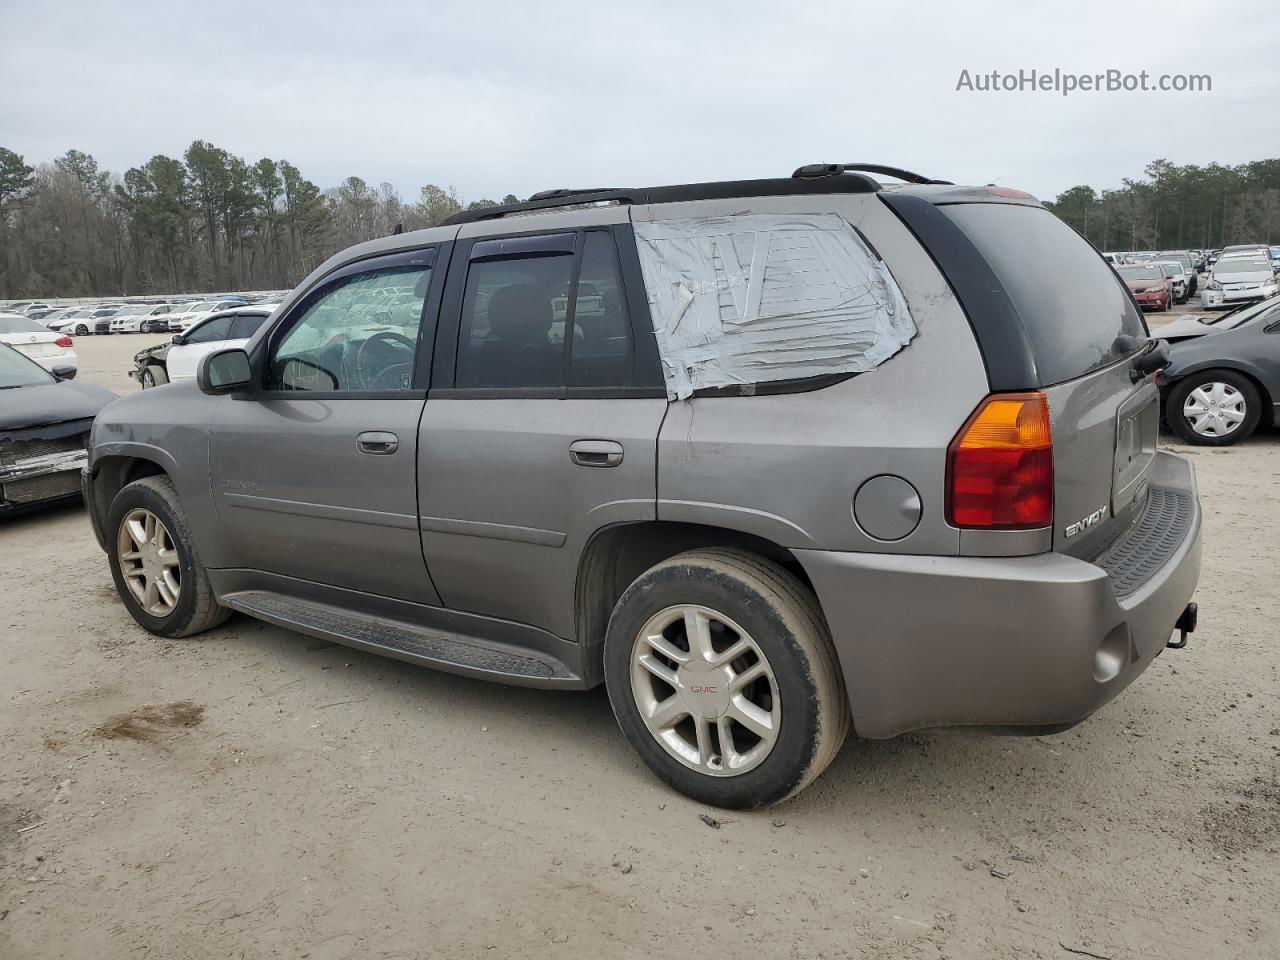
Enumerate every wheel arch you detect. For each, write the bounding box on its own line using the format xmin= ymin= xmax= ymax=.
xmin=86 ymin=450 xmax=174 ymax=549
xmin=574 ymin=520 xmax=817 ymax=686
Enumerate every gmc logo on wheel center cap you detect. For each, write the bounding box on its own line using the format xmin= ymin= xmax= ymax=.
xmin=689 ymin=685 xmax=719 ymax=695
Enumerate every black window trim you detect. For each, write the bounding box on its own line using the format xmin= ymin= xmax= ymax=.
xmin=246 ymin=244 xmax=446 ymax=401
xmin=431 ymin=224 xmax=664 ymax=398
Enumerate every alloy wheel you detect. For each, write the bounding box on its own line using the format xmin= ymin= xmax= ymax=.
xmin=630 ymin=604 xmax=780 ymax=776
xmin=1183 ymin=381 xmax=1246 ymax=438
xmin=117 ymin=508 xmax=182 ymax=616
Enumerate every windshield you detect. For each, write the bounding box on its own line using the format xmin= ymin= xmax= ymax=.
xmin=114 ymin=304 xmax=150 ymax=316
xmin=0 ymin=343 xmax=54 ymax=388
xmin=0 ymin=315 xmax=49 ymax=334
xmin=1157 ymin=263 xmax=1180 ymax=276
xmin=1215 ymin=258 xmax=1272 ymax=276
xmin=1118 ymin=265 xmax=1162 ymax=281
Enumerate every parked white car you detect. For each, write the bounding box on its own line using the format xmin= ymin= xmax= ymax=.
xmin=161 ymin=300 xmax=209 ymax=332
xmin=174 ymin=300 xmax=247 ymax=333
xmin=133 ymin=305 xmax=275 ymax=387
xmin=1202 ymin=256 xmax=1279 ymax=309
xmin=0 ymin=312 xmax=76 ymax=374
xmin=107 ymin=303 xmax=160 ymax=334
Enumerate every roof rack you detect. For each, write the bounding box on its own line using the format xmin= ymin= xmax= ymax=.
xmin=442 ymin=172 xmax=884 ymax=226
xmin=792 ymin=163 xmax=953 ymax=186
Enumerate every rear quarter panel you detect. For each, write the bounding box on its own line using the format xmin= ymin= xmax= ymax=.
xmin=639 ymin=194 xmax=990 ymax=554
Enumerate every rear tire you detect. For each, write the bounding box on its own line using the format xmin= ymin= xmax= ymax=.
xmin=106 ymin=475 xmax=230 ymax=638
xmin=75 ymin=324 xmax=89 ymax=336
xmin=1166 ymin=370 xmax=1261 ymax=446
xmin=604 ymin=548 xmax=849 ymax=809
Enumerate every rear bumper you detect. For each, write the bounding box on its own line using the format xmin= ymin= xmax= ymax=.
xmin=797 ymin=452 xmax=1201 ymax=740
xmin=30 ymin=354 xmax=76 ymax=373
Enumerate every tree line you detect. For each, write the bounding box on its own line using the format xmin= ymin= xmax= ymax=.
xmin=0 ymin=141 xmax=518 ymax=299
xmin=1045 ymin=158 xmax=1280 ymax=253
xmin=5 ymin=145 xmax=1279 ymax=298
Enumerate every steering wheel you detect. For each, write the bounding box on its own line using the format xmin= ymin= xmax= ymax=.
xmin=354 ymin=331 xmax=417 ymax=390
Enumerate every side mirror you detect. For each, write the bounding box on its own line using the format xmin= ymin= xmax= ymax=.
xmin=275 ymin=356 xmax=338 ymax=392
xmin=1133 ymin=340 xmax=1171 ymax=381
xmin=171 ymin=334 xmax=184 ymax=345
xmin=51 ymin=365 xmax=77 ymax=381
xmin=197 ymin=348 xmax=252 ymax=395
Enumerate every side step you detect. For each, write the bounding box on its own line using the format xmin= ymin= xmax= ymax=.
xmin=222 ymin=590 xmax=584 ymax=689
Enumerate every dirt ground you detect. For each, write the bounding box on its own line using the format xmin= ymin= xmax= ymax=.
xmin=2 ymin=317 xmax=1278 ymax=960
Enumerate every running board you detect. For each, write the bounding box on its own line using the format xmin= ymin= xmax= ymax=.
xmin=222 ymin=590 xmax=584 ymax=689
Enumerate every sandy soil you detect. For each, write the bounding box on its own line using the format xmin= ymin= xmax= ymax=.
xmin=2 ymin=325 xmax=1277 ymax=960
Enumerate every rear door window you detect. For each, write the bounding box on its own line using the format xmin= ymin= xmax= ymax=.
xmin=941 ymin=204 xmax=1146 ymax=385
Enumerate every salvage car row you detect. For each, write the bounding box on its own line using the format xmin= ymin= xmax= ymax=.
xmin=2 ymin=291 xmax=287 ymax=336
xmin=1109 ymin=245 xmax=1280 ymax=312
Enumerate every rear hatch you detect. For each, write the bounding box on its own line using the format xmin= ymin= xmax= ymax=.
xmin=933 ymin=201 xmax=1156 ymax=557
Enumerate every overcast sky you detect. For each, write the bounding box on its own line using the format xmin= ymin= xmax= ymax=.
xmin=4 ymin=0 xmax=1278 ymax=203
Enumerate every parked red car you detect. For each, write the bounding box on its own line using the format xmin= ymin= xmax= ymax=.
xmin=1116 ymin=264 xmax=1172 ymax=311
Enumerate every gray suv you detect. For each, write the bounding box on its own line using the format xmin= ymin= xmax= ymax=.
xmin=84 ymin=164 xmax=1202 ymax=808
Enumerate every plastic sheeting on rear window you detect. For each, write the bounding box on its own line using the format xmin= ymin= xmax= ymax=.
xmin=633 ymin=213 xmax=915 ymax=399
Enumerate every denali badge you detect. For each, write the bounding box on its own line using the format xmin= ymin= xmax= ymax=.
xmin=1065 ymin=505 xmax=1107 ymax=538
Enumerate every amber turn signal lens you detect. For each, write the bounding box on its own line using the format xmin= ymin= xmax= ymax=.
xmin=946 ymin=392 xmax=1053 ymax=530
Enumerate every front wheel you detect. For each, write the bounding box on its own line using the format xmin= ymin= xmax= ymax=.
xmin=106 ymin=475 xmax=230 ymax=637
xmin=604 ymin=548 xmax=849 ymax=809
xmin=1166 ymin=370 xmax=1261 ymax=446
xmin=75 ymin=324 xmax=89 ymax=336
xmin=140 ymin=365 xmax=168 ymax=389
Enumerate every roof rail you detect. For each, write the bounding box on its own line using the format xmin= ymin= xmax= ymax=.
xmin=442 ymin=174 xmax=883 ymax=226
xmin=527 ymin=187 xmax=623 ymax=202
xmin=792 ymin=163 xmax=953 ymax=186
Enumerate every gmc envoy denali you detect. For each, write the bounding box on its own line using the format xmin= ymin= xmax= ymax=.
xmin=84 ymin=164 xmax=1202 ymax=808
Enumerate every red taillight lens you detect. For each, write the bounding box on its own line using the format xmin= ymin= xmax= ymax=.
xmin=55 ymin=336 xmax=73 ymax=348
xmin=946 ymin=392 xmax=1053 ymax=529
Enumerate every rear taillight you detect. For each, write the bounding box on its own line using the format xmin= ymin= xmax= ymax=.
xmin=946 ymin=392 xmax=1053 ymax=530
xmin=55 ymin=336 xmax=73 ymax=348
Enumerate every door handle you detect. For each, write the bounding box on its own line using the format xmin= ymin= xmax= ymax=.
xmin=569 ymin=439 xmax=624 ymax=468
xmin=356 ymin=431 xmax=399 ymax=455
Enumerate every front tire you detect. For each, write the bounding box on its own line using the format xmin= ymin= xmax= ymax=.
xmin=140 ymin=365 xmax=168 ymax=389
xmin=106 ymin=476 xmax=230 ymax=638
xmin=75 ymin=324 xmax=89 ymax=336
xmin=604 ymin=548 xmax=849 ymax=809
xmin=1166 ymin=370 xmax=1261 ymax=446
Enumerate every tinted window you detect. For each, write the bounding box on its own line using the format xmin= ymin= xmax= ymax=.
xmin=268 ymin=263 xmax=430 ymax=392
xmin=456 ymin=249 xmax=574 ymax=388
xmin=570 ymin=232 xmax=633 ymax=387
xmin=942 ymin=204 xmax=1146 ymax=384
xmin=229 ymin=313 xmax=267 ymax=339
xmin=186 ymin=316 xmax=233 ymax=344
